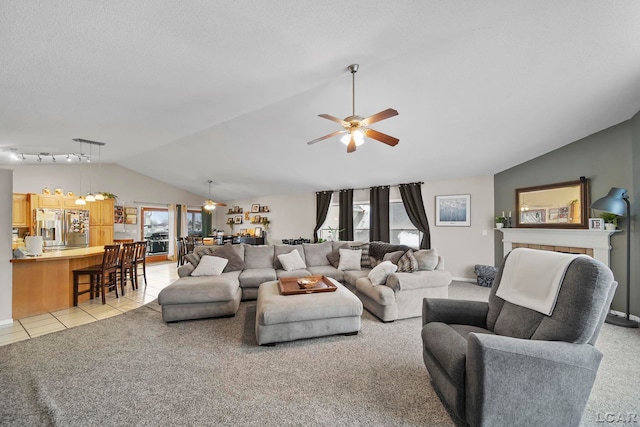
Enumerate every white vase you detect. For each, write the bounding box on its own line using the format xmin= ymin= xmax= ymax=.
xmin=495 ymin=223 xmax=504 ymax=229
xmin=604 ymin=223 xmax=616 ymax=231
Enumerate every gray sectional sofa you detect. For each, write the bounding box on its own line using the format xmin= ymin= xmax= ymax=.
xmin=158 ymin=240 xmax=452 ymax=323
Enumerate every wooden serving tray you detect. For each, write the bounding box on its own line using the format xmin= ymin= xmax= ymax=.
xmin=278 ymin=275 xmax=338 ymax=296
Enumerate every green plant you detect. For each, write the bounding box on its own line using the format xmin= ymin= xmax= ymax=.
xmin=599 ymin=212 xmax=619 ymax=225
xmin=495 ymin=216 xmax=507 ymax=224
xmin=100 ymin=192 xmax=117 ymax=199
xmin=326 ymin=226 xmax=344 ymax=241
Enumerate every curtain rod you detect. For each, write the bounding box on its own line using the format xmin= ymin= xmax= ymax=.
xmin=321 ymin=181 xmax=424 ymax=193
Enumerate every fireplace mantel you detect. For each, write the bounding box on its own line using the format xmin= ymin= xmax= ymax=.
xmin=498 ymin=228 xmax=619 ymax=267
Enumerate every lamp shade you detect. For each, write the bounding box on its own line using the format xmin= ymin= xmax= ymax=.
xmin=591 ymin=187 xmax=628 ymax=216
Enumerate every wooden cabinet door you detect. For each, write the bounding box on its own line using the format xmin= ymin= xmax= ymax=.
xmin=89 ymin=225 xmax=114 ymax=247
xmin=100 ymin=199 xmax=115 ymax=224
xmin=38 ymin=194 xmax=62 ymax=208
xmin=101 ymin=225 xmax=114 ymax=245
xmin=63 ymin=196 xmax=80 ymax=209
xmin=12 ymin=193 xmax=29 ymax=227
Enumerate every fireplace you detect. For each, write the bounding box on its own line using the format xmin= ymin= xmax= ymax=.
xmin=498 ymin=228 xmax=619 ymax=268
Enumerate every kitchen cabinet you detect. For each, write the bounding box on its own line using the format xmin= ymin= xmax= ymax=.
xmin=63 ymin=196 xmax=81 ymax=209
xmin=37 ymin=194 xmax=63 ymax=208
xmin=12 ymin=193 xmax=30 ymax=228
xmin=88 ymin=198 xmax=115 ymax=246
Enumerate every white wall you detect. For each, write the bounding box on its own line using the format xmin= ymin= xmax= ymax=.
xmin=219 ymin=175 xmax=495 ymax=280
xmin=0 ymin=168 xmax=13 ymax=324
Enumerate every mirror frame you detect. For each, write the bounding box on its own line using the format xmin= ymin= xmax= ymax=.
xmin=515 ymin=178 xmax=590 ymax=229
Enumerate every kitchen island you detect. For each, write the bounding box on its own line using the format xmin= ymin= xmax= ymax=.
xmin=11 ymin=246 xmax=105 ymax=319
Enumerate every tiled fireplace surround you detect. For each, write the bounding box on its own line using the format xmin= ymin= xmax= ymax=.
xmin=499 ymin=228 xmax=619 ymax=268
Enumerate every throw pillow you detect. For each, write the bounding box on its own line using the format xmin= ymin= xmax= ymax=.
xmin=326 ymin=243 xmax=349 ymax=268
xmin=184 ymin=252 xmax=202 ymax=268
xmin=350 ymin=242 xmax=371 ymax=268
xmin=383 ymin=250 xmax=404 ymax=265
xmin=214 ymin=243 xmax=245 ymax=272
xmin=337 ymin=248 xmax=362 ymax=271
xmin=414 ymin=249 xmax=439 ymax=271
xmin=368 ymin=261 xmax=398 ymax=286
xmin=190 ymin=255 xmax=228 ymax=277
xmin=278 ymin=250 xmax=307 ymax=271
xmin=397 ymin=249 xmax=418 ymax=273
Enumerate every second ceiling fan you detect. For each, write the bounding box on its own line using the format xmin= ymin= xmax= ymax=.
xmin=307 ymin=64 xmax=399 ymax=153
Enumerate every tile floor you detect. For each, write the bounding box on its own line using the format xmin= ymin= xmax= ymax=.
xmin=0 ymin=261 xmax=178 ymax=347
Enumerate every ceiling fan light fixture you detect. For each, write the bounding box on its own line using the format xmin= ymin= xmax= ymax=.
xmin=340 ymin=130 xmax=365 ymax=146
xmin=204 ymin=200 xmax=216 ymax=211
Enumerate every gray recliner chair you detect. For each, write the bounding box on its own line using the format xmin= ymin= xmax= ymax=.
xmin=421 ymin=249 xmax=616 ymax=427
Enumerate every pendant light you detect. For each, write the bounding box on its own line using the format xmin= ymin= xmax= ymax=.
xmin=85 ymin=143 xmax=95 ymax=202
xmin=94 ymin=144 xmax=104 ymax=200
xmin=75 ymin=140 xmax=86 ymax=205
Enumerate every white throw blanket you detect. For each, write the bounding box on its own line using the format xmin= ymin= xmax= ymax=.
xmin=496 ymin=248 xmax=585 ymax=316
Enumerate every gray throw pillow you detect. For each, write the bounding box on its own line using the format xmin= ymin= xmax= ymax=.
xmin=184 ymin=252 xmax=202 ymax=267
xmin=214 ymin=243 xmax=245 ymax=272
xmin=397 ymin=250 xmax=418 ymax=273
xmin=414 ymin=249 xmax=439 ymax=270
xmin=349 ymin=242 xmax=371 ymax=268
xmin=383 ymin=250 xmax=404 ymax=265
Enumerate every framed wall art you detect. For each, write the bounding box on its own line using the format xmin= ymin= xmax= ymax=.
xmin=435 ymin=194 xmax=471 ymax=226
xmin=589 ymin=218 xmax=604 ymax=230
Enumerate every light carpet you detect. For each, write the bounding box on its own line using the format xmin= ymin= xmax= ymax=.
xmin=0 ymin=281 xmax=638 ymax=426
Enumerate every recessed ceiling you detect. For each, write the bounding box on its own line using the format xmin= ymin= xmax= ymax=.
xmin=1 ymin=1 xmax=639 ymax=201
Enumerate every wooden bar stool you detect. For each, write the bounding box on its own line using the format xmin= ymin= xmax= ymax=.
xmin=118 ymin=242 xmax=137 ymax=292
xmin=73 ymin=245 xmax=121 ymax=305
xmin=133 ymin=240 xmax=148 ymax=289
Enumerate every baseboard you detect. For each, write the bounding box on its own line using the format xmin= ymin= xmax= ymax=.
xmin=452 ymin=277 xmax=476 ymax=283
xmin=0 ymin=318 xmax=14 ymax=326
xmin=609 ymin=309 xmax=640 ymax=323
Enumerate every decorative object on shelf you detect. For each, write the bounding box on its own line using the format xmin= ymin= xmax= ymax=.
xmin=252 ymin=215 xmax=261 ymax=223
xmin=244 ymin=211 xmax=250 ymax=221
xmin=54 ymin=186 xmax=63 ymax=195
xmin=42 ymin=187 xmax=51 ymax=195
xmin=234 ymin=215 xmax=242 ymax=224
xmin=260 ymin=205 xmax=269 ymax=213
xmin=435 ymin=194 xmax=471 ymax=227
xmin=226 ymin=217 xmax=235 ymax=233
xmin=588 ymin=218 xmax=604 ymax=230
xmin=591 ymin=187 xmax=637 ymax=328
xmin=125 ymin=207 xmax=137 ymax=224
xmin=495 ymin=215 xmax=506 ymax=229
xmin=261 ymin=217 xmax=270 ymax=230
xmin=306 ymin=63 xmax=399 ymax=153
xmin=203 ymin=180 xmax=226 ymax=211
xmin=232 ymin=206 xmax=242 ymax=213
xmin=67 ymin=192 xmax=74 ymax=197
xmin=100 ymin=192 xmax=117 ymax=199
xmin=599 ymin=212 xmax=619 ymax=230
xmin=251 ymin=204 xmax=260 ymax=213
xmin=255 ymin=227 xmax=262 ymax=237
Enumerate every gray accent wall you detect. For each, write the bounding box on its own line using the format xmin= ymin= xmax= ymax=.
xmin=495 ymin=113 xmax=639 ymax=318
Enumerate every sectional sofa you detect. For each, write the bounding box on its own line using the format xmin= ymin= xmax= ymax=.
xmin=157 ymin=240 xmax=452 ymax=323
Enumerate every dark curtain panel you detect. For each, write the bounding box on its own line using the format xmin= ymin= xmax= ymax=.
xmin=339 ymin=189 xmax=354 ymax=241
xmin=370 ymin=186 xmax=390 ymax=242
xmin=314 ymin=191 xmax=333 ymax=242
xmin=399 ymin=182 xmax=431 ymax=249
xmin=176 ymin=204 xmax=183 ymax=238
xmin=201 ymin=207 xmax=212 ymax=238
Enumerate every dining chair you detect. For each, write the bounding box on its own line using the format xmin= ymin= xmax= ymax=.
xmin=133 ymin=240 xmax=148 ymax=288
xmin=73 ymin=244 xmax=121 ymax=305
xmin=176 ymin=237 xmax=186 ymax=267
xmin=119 ymin=242 xmax=137 ymax=292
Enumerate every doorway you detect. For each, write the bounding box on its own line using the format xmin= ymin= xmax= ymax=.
xmin=141 ymin=207 xmax=169 ymax=262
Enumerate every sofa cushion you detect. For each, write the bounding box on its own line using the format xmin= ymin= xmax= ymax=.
xmin=244 ymin=245 xmax=275 ymax=269
xmin=343 ymin=269 xmax=370 ymax=287
xmin=278 ymin=250 xmax=307 ymax=271
xmin=276 ymin=268 xmax=312 ymax=279
xmin=307 ymin=266 xmax=344 ymax=282
xmin=326 ymin=243 xmax=349 ymax=268
xmin=383 ymin=250 xmax=404 ymax=265
xmin=356 ymin=277 xmax=396 ymax=305
xmin=191 ymin=256 xmax=228 ymax=277
xmin=414 ymin=249 xmax=439 ymax=271
xmin=274 ymin=245 xmax=305 ymax=269
xmin=158 ymin=276 xmax=239 ymax=305
xmin=338 ymin=248 xmax=362 ymax=271
xmin=386 ymin=270 xmax=452 ymax=293
xmin=303 ymin=241 xmax=333 ymax=267
xmin=396 ymin=250 xmax=418 ymax=272
xmin=368 ymin=260 xmax=398 ymax=286
xmin=369 ymin=241 xmax=411 ymax=261
xmin=238 ymin=267 xmax=277 ymax=288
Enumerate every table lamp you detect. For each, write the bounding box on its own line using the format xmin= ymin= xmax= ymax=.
xmin=591 ymin=187 xmax=638 ymax=328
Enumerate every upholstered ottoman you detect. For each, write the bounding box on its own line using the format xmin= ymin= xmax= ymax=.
xmin=255 ymin=279 xmax=363 ymax=345
xmin=158 ymin=277 xmax=242 ymax=322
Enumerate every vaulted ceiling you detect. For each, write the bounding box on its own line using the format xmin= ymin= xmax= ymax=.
xmin=1 ymin=1 xmax=639 ymax=202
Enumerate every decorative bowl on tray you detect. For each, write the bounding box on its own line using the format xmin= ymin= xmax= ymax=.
xmin=297 ymin=278 xmax=319 ymax=289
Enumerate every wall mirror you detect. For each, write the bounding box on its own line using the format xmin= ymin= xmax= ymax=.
xmin=515 ymin=178 xmax=590 ymax=228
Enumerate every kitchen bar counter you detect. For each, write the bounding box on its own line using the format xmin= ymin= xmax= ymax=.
xmin=11 ymin=246 xmax=105 ymax=319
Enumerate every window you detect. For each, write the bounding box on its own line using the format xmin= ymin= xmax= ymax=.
xmin=141 ymin=208 xmax=169 ymax=255
xmin=186 ymin=210 xmax=202 ymax=236
xmin=390 ymin=201 xmax=420 ymax=246
xmin=353 ymin=203 xmax=369 ymax=242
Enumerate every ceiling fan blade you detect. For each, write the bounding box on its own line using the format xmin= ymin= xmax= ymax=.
xmin=347 ymin=134 xmax=357 ymax=153
xmin=361 ymin=108 xmax=399 ymax=126
xmin=318 ymin=114 xmax=347 ymax=126
xmin=307 ymin=130 xmax=346 ymax=145
xmin=364 ymin=128 xmax=399 ymax=147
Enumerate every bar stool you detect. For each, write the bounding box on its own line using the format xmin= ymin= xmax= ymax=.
xmin=73 ymin=245 xmax=121 ymax=305
xmin=118 ymin=242 xmax=137 ymax=292
xmin=133 ymin=240 xmax=148 ymax=289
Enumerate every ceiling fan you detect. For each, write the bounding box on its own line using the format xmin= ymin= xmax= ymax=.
xmin=203 ymin=180 xmax=226 ymax=211
xmin=307 ymin=64 xmax=399 ymax=153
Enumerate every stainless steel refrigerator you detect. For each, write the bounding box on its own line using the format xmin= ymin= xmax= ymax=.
xmin=34 ymin=208 xmax=90 ymax=249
